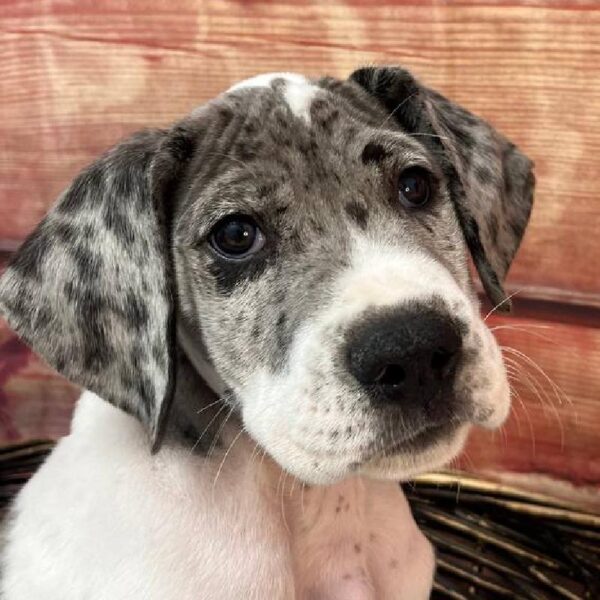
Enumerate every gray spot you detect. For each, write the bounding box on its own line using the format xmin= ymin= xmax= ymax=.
xmin=344 ymin=201 xmax=368 ymax=230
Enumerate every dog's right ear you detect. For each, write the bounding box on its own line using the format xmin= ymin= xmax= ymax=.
xmin=350 ymin=66 xmax=535 ymax=312
xmin=0 ymin=125 xmax=197 ymax=450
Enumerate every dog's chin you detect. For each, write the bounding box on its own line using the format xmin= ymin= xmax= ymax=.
xmin=356 ymin=423 xmax=471 ymax=481
xmin=265 ymin=422 xmax=472 ymax=487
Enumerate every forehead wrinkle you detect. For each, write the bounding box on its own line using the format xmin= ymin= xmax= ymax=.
xmin=187 ymin=110 xmax=250 ymax=187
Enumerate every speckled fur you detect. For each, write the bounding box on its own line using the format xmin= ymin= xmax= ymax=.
xmin=0 ymin=131 xmax=177 ymax=445
xmin=350 ymin=67 xmax=534 ymax=308
xmin=0 ymin=68 xmax=534 ymax=599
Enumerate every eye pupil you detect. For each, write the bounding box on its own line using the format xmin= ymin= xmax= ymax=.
xmin=211 ymin=216 xmax=262 ymax=258
xmin=398 ymin=168 xmax=431 ymax=207
xmin=215 ymin=220 xmax=255 ymax=254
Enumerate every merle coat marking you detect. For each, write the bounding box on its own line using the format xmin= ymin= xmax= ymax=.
xmin=0 ymin=66 xmax=534 ymax=599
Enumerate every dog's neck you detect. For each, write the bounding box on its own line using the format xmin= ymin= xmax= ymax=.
xmin=162 ymin=348 xmax=434 ymax=598
xmin=169 ymin=322 xmax=249 ymax=455
xmin=164 ymin=345 xmax=236 ymax=454
xmin=177 ymin=324 xmax=229 ymax=399
xmin=159 ymin=344 xmax=433 ymax=600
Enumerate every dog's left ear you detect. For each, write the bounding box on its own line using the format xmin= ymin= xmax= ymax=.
xmin=350 ymin=66 xmax=535 ymax=311
xmin=0 ymin=126 xmax=196 ymax=450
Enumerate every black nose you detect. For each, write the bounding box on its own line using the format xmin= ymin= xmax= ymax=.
xmin=346 ymin=307 xmax=463 ymax=405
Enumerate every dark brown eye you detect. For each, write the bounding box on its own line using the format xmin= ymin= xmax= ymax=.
xmin=210 ymin=216 xmax=264 ymax=258
xmin=398 ymin=167 xmax=431 ymax=208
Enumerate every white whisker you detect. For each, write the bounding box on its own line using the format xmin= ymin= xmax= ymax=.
xmin=484 ymin=288 xmax=524 ymax=321
xmin=377 ymin=92 xmax=419 ymax=129
xmin=189 ymin=402 xmax=228 ymax=455
xmin=196 ymin=398 xmax=225 ymax=415
xmin=207 ymin=404 xmax=236 ymax=458
xmin=503 ymin=349 xmax=567 ymax=451
xmin=490 ymin=324 xmax=557 ymax=346
xmin=280 ymin=471 xmax=291 ymax=535
xmin=509 ymin=385 xmax=537 ymax=455
xmin=212 ymin=428 xmax=245 ymax=490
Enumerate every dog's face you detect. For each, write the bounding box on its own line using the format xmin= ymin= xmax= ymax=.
xmin=0 ymin=68 xmax=534 ymax=485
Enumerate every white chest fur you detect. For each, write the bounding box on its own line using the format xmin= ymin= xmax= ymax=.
xmin=1 ymin=393 xmax=434 ymax=600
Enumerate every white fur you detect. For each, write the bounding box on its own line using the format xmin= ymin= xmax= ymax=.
xmin=227 ymin=72 xmax=307 ymax=93
xmin=281 ymin=79 xmax=319 ymax=123
xmin=239 ymin=237 xmax=510 ymax=484
xmin=1 ymin=392 xmax=434 ymax=599
xmin=227 ymin=72 xmax=319 ymax=122
xmin=1 ymin=236 xmax=507 ymax=600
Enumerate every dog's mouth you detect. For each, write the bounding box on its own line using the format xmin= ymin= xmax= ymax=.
xmin=360 ymin=419 xmax=464 ymax=465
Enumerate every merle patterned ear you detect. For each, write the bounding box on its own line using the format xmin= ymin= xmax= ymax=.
xmin=350 ymin=66 xmax=535 ymax=311
xmin=0 ymin=128 xmax=194 ymax=449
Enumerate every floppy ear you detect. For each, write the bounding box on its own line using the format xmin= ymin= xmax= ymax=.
xmin=350 ymin=66 xmax=535 ymax=311
xmin=0 ymin=127 xmax=194 ymax=449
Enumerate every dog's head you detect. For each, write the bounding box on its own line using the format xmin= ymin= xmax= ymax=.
xmin=0 ymin=67 xmax=534 ymax=484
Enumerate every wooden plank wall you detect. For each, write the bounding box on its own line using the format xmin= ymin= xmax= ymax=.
xmin=1 ymin=0 xmax=599 ymax=491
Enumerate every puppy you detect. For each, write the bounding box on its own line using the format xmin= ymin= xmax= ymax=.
xmin=0 ymin=66 xmax=534 ymax=599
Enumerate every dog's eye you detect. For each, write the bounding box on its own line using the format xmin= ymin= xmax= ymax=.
xmin=398 ymin=167 xmax=431 ymax=208
xmin=210 ymin=215 xmax=264 ymax=258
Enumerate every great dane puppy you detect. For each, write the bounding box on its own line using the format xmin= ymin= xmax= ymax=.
xmin=0 ymin=66 xmax=534 ymax=599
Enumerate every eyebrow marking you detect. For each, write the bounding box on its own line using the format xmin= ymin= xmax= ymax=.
xmin=361 ymin=143 xmax=389 ymax=164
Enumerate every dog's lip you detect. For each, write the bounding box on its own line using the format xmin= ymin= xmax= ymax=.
xmin=363 ymin=420 xmax=462 ymax=462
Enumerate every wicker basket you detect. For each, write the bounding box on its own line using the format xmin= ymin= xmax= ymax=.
xmin=1 ymin=441 xmax=598 ymax=599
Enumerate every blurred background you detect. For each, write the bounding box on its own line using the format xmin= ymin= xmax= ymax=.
xmin=1 ymin=0 xmax=599 ymax=506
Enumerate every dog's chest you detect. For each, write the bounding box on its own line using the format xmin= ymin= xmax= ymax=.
xmin=2 ymin=398 xmax=433 ymax=600
xmin=282 ymin=477 xmax=434 ymax=600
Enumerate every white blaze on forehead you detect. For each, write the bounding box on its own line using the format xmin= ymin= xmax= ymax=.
xmin=227 ymin=72 xmax=320 ymax=123
xmin=282 ymin=78 xmax=320 ymax=122
xmin=227 ymin=72 xmax=307 ymax=92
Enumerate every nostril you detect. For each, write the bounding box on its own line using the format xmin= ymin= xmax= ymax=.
xmin=374 ymin=364 xmax=406 ymax=387
xmin=345 ymin=306 xmax=464 ymax=404
xmin=430 ymin=348 xmax=457 ymax=376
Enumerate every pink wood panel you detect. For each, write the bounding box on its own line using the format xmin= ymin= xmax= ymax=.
xmin=458 ymin=310 xmax=600 ymax=485
xmin=0 ymin=323 xmax=79 ymax=443
xmin=1 ymin=0 xmax=600 ymax=300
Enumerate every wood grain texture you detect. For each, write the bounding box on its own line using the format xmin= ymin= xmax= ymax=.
xmin=0 ymin=323 xmax=79 ymax=443
xmin=2 ymin=0 xmax=600 ymax=302
xmin=1 ymin=1 xmax=599 ymax=489
xmin=458 ymin=311 xmax=600 ymax=485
